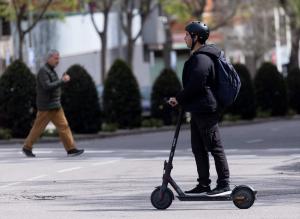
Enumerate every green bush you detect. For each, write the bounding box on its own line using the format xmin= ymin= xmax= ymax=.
xmin=227 ymin=64 xmax=256 ymax=120
xmin=254 ymin=62 xmax=288 ymax=116
xmin=103 ymin=59 xmax=142 ymax=128
xmin=256 ymin=110 xmax=271 ymax=118
xmin=0 ymin=128 xmax=12 ymax=139
xmin=222 ymin=114 xmax=241 ymax=122
xmin=42 ymin=128 xmax=58 ymax=137
xmin=141 ymin=118 xmax=163 ymax=128
xmin=151 ymin=68 xmax=182 ymax=125
xmin=61 ymin=64 xmax=102 ymax=133
xmin=287 ymin=68 xmax=300 ymax=114
xmin=101 ymin=123 xmax=118 ymax=132
xmin=0 ymin=60 xmax=36 ymax=138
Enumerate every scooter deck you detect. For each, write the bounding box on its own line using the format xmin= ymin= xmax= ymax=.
xmin=177 ymin=191 xmax=232 ymax=201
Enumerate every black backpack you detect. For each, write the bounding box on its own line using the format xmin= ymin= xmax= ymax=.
xmin=198 ymin=50 xmax=241 ymax=108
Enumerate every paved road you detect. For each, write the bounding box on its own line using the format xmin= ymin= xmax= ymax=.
xmin=0 ymin=119 xmax=299 ymax=219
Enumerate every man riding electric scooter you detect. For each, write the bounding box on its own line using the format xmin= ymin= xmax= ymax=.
xmin=151 ymin=21 xmax=256 ymax=210
xmin=168 ymin=21 xmax=230 ymax=196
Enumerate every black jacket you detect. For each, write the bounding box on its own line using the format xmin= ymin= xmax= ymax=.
xmin=36 ymin=64 xmax=64 ymax=110
xmin=176 ymin=44 xmax=221 ymax=113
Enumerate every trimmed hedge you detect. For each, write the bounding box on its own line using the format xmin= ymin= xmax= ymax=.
xmin=103 ymin=59 xmax=142 ymax=128
xmin=151 ymin=68 xmax=182 ymax=125
xmin=0 ymin=60 xmax=36 ymax=137
xmin=227 ymin=64 xmax=256 ymax=120
xmin=61 ymin=64 xmax=102 ymax=133
xmin=287 ymin=68 xmax=300 ymax=113
xmin=254 ymin=62 xmax=288 ymax=116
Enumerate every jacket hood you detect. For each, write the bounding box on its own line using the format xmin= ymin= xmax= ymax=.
xmin=194 ymin=44 xmax=221 ymax=58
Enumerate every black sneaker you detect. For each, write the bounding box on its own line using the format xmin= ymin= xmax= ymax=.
xmin=207 ymin=185 xmax=231 ymax=196
xmin=67 ymin=148 xmax=84 ymax=157
xmin=185 ymin=184 xmax=211 ymax=194
xmin=22 ymin=147 xmax=36 ymax=157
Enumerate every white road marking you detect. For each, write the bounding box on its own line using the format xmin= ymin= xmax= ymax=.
xmin=26 ymin=175 xmax=48 ymax=181
xmin=141 ymin=150 xmax=171 ymax=153
xmin=91 ymin=159 xmax=121 ymax=166
xmin=246 ymin=139 xmax=263 ymax=144
xmin=228 ymin=155 xmax=258 ymax=158
xmin=57 ymin=167 xmax=82 ymax=173
xmin=85 ymin=150 xmax=114 ymax=154
xmin=20 ymin=158 xmax=53 ymax=161
xmin=1 ymin=159 xmax=120 ymax=189
xmin=0 ymin=182 xmax=22 ymax=188
xmin=18 ymin=150 xmax=53 ymax=155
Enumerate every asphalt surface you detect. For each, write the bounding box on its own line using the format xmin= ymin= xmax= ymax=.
xmin=0 ymin=119 xmax=299 ymax=218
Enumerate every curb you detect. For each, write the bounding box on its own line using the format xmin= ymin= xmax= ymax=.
xmin=1 ymin=115 xmax=299 ymax=145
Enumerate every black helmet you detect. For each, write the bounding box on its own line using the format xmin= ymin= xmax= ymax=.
xmin=185 ymin=21 xmax=210 ymax=45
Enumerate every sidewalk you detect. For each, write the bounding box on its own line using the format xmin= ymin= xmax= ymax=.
xmin=1 ymin=114 xmax=299 ymax=145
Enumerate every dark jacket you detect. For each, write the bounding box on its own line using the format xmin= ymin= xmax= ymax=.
xmin=176 ymin=44 xmax=221 ymax=113
xmin=36 ymin=64 xmax=64 ymax=110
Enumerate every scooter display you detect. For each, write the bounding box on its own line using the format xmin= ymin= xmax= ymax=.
xmin=151 ymin=109 xmax=257 ymax=210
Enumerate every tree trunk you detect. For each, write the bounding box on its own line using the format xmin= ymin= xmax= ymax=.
xmin=288 ymin=28 xmax=300 ymax=71
xmin=127 ymin=39 xmax=134 ymax=69
xmin=163 ymin=21 xmax=172 ymax=69
xmin=101 ymin=36 xmax=107 ymax=83
xmin=126 ymin=13 xmax=133 ymax=68
xmin=19 ymin=33 xmax=24 ymax=61
xmin=101 ymin=9 xmax=109 ymax=83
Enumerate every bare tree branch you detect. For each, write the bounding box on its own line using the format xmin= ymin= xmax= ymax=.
xmin=24 ymin=0 xmax=53 ymax=35
xmin=89 ymin=2 xmax=101 ymax=36
xmin=210 ymin=5 xmax=238 ymax=31
xmin=133 ymin=1 xmax=158 ymax=42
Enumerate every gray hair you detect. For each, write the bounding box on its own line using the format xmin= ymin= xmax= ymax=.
xmin=45 ymin=49 xmax=59 ymax=61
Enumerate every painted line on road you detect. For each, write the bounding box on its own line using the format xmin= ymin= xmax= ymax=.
xmin=85 ymin=150 xmax=114 ymax=154
xmin=0 ymin=148 xmax=19 ymax=152
xmin=35 ymin=150 xmax=54 ymax=154
xmin=228 ymin=155 xmax=258 ymax=158
xmin=26 ymin=175 xmax=48 ymax=181
xmin=18 ymin=150 xmax=54 ymax=155
xmin=265 ymin=148 xmax=300 ymax=152
xmin=91 ymin=159 xmax=121 ymax=166
xmin=0 ymin=182 xmax=22 ymax=188
xmin=0 ymin=159 xmax=120 ymax=189
xmin=141 ymin=150 xmax=171 ymax=153
xmin=246 ymin=139 xmax=263 ymax=144
xmin=21 ymin=158 xmax=53 ymax=161
xmin=57 ymin=167 xmax=82 ymax=173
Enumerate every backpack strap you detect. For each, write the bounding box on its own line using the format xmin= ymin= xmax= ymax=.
xmin=193 ymin=51 xmax=217 ymax=89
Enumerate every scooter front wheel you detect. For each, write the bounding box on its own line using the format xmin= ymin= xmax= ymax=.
xmin=232 ymin=185 xmax=256 ymax=209
xmin=151 ymin=187 xmax=174 ymax=210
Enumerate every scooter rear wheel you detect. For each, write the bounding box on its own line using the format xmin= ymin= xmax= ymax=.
xmin=151 ymin=187 xmax=173 ymax=210
xmin=232 ymin=185 xmax=256 ymax=209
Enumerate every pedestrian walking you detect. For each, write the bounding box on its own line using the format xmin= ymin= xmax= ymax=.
xmin=22 ymin=50 xmax=84 ymax=157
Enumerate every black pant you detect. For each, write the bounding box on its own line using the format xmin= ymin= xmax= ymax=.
xmin=190 ymin=112 xmax=230 ymax=187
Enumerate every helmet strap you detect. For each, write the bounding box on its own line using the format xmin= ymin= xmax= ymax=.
xmin=191 ymin=35 xmax=197 ymax=51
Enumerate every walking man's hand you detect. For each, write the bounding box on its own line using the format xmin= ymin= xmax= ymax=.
xmin=62 ymin=73 xmax=70 ymax=82
xmin=168 ymin=97 xmax=178 ymax=107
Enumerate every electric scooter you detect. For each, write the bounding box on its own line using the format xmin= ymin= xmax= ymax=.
xmin=150 ymin=108 xmax=257 ymax=210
